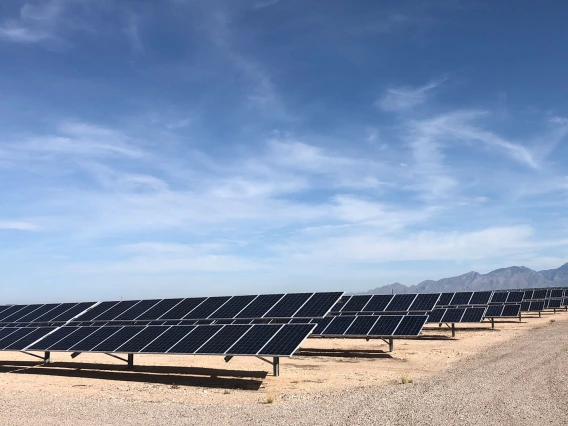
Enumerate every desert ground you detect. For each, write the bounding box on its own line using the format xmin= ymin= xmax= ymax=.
xmin=1 ymin=311 xmax=567 ymax=425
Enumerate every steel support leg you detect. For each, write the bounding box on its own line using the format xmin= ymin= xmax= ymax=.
xmin=388 ymin=337 xmax=394 ymax=352
xmin=44 ymin=351 xmax=51 ymax=365
xmin=273 ymin=357 xmax=280 ymax=377
xmin=127 ymin=353 xmax=134 ymax=369
xmin=539 ymin=311 xmax=541 ymax=318
xmin=451 ymin=323 xmax=455 ymax=338
xmin=519 ymin=312 xmax=522 ymax=322
xmin=491 ymin=318 xmax=494 ymax=329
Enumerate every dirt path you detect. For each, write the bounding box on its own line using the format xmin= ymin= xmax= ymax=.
xmin=1 ymin=317 xmax=567 ymax=425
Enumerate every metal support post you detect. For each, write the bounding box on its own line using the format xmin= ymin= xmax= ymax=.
xmin=553 ymin=308 xmax=556 ymax=314
xmin=44 ymin=351 xmax=51 ymax=365
xmin=538 ymin=311 xmax=541 ymax=318
xmin=127 ymin=353 xmax=134 ymax=369
xmin=491 ymin=318 xmax=494 ymax=329
xmin=451 ymin=323 xmax=456 ymax=338
xmin=388 ymin=337 xmax=394 ymax=352
xmin=273 ymin=357 xmax=280 ymax=377
xmin=519 ymin=312 xmax=522 ymax=322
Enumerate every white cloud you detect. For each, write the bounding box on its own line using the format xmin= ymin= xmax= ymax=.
xmin=377 ymin=79 xmax=445 ymax=112
xmin=0 ymin=220 xmax=38 ymax=231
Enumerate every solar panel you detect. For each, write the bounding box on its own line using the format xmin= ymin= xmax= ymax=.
xmin=490 ymin=293 xmax=508 ymax=304
xmin=113 ymin=300 xmax=161 ymax=321
xmin=340 ymin=295 xmax=372 ymax=312
xmin=311 ymin=317 xmax=334 ymax=334
xmin=115 ymin=326 xmax=169 ymax=353
xmin=533 ymin=289 xmax=547 ymax=299
xmin=184 ymin=297 xmax=231 ymax=320
xmin=1 ymin=327 xmax=55 ymax=350
xmin=258 ymin=324 xmax=315 ymax=356
xmin=362 ymin=295 xmax=394 ymax=312
xmin=142 ymin=326 xmax=196 ymax=353
xmin=506 ymin=292 xmax=524 ymax=303
xmin=563 ymin=298 xmax=568 ymax=307
xmin=407 ymin=294 xmax=440 ymax=311
xmin=502 ymin=304 xmax=521 ymax=317
xmin=460 ymin=307 xmax=485 ymax=322
xmin=168 ymin=325 xmax=223 ymax=353
xmin=469 ymin=291 xmax=492 ymax=305
xmin=332 ymin=296 xmax=350 ymax=312
xmin=38 ymin=303 xmax=94 ymax=323
xmin=322 ymin=316 xmax=356 ymax=335
xmin=547 ymin=299 xmax=562 ymax=309
xmin=529 ymin=301 xmax=545 ymax=311
xmin=69 ymin=327 xmax=123 ymax=352
xmin=426 ymin=309 xmax=446 ymax=323
xmin=27 ymin=326 xmax=80 ymax=351
xmin=345 ymin=316 xmax=378 ymax=335
xmin=14 ymin=304 xmax=59 ymax=323
xmin=485 ymin=305 xmax=504 ymax=317
xmin=437 ymin=293 xmax=454 ymax=306
xmin=209 ymin=295 xmax=256 ymax=319
xmin=394 ymin=316 xmax=427 ymax=336
xmin=441 ymin=308 xmax=465 ymax=323
xmin=295 ymin=292 xmax=343 ymax=317
xmin=264 ymin=293 xmax=312 ymax=318
xmin=550 ymin=289 xmax=563 ymax=298
xmin=450 ymin=292 xmax=473 ymax=306
xmin=369 ymin=316 xmax=403 ymax=335
xmin=48 ymin=327 xmax=101 ymax=351
xmin=236 ymin=294 xmax=284 ymax=318
xmin=227 ymin=324 xmax=282 ymax=355
xmin=1 ymin=305 xmax=44 ymax=323
xmin=76 ymin=302 xmax=120 ymax=322
xmin=523 ymin=290 xmax=534 ymax=301
xmin=384 ymin=294 xmax=417 ymax=312
xmin=90 ymin=326 xmax=145 ymax=352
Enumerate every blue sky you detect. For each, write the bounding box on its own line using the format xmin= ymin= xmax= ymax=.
xmin=1 ymin=0 xmax=567 ymax=303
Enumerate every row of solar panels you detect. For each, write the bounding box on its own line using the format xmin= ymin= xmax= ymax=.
xmin=0 ymin=323 xmax=316 ymax=357
xmin=497 ymin=288 xmax=568 ymax=300
xmin=0 ymin=292 xmax=343 ymax=324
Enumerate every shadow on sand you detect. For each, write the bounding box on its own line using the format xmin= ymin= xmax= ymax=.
xmin=0 ymin=359 xmax=266 ymax=390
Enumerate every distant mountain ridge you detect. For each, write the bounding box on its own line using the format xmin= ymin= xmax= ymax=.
xmin=359 ymin=262 xmax=568 ymax=295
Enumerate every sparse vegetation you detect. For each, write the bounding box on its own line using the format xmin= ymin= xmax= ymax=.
xmin=266 ymin=393 xmax=276 ymax=404
xmin=223 ymin=389 xmax=231 ymax=395
xmin=401 ymin=375 xmax=413 ymax=385
xmin=170 ymin=383 xmax=179 ymax=389
xmin=550 ymin=319 xmax=556 ymax=323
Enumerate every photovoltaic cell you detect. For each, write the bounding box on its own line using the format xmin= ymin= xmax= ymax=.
xmin=135 ymin=299 xmax=183 ymax=321
xmin=1 ymin=305 xmax=43 ymax=323
xmin=547 ymin=299 xmax=561 ymax=309
xmin=529 ymin=301 xmax=545 ymax=311
xmin=0 ymin=328 xmax=35 ymax=349
xmin=362 ymin=295 xmax=394 ymax=312
xmin=4 ymin=327 xmax=55 ymax=350
xmin=52 ymin=302 xmax=97 ymax=322
xmin=551 ymin=289 xmax=563 ymax=298
xmin=32 ymin=303 xmax=74 ymax=323
xmin=523 ymin=290 xmax=534 ymax=301
xmin=533 ymin=289 xmax=547 ymax=299
xmin=69 ymin=327 xmax=122 ymax=352
xmin=15 ymin=304 xmax=59 ymax=323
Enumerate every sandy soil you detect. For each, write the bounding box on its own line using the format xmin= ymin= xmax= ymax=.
xmin=0 ymin=310 xmax=566 ymax=424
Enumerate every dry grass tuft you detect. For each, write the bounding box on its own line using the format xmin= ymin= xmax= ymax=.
xmin=266 ymin=393 xmax=276 ymax=404
xmin=223 ymin=389 xmax=231 ymax=395
xmin=170 ymin=384 xmax=179 ymax=389
xmin=401 ymin=375 xmax=413 ymax=385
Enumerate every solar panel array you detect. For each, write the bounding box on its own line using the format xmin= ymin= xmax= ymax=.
xmin=331 ymin=293 xmax=440 ymax=314
xmin=436 ymin=291 xmax=493 ymax=307
xmin=0 ymin=292 xmax=343 ymax=326
xmin=0 ymin=323 xmax=316 ymax=357
xmin=425 ymin=307 xmax=486 ymax=324
xmin=307 ymin=315 xmax=428 ymax=337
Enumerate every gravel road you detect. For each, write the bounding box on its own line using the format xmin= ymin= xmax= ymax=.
xmin=1 ymin=319 xmax=567 ymax=426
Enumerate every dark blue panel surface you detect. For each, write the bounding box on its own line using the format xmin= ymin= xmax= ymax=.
xmin=340 ymin=295 xmax=372 ymax=312
xmin=345 ymin=316 xmax=378 ymax=335
xmin=236 ymin=294 xmax=284 ymax=319
xmin=227 ymin=325 xmax=282 ymax=355
xmin=394 ymin=316 xmax=427 ymax=336
xmin=91 ymin=326 xmax=145 ymax=352
xmin=185 ymin=297 xmax=231 ymax=320
xmin=141 ymin=326 xmax=195 ymax=353
xmin=168 ymin=325 xmax=222 ymax=353
xmin=136 ymin=299 xmax=183 ymax=321
xmin=385 ymin=295 xmax=416 ymax=312
xmin=362 ymin=295 xmax=394 ymax=312
xmin=409 ymin=294 xmax=440 ymax=311
xmin=369 ymin=316 xmax=403 ymax=336
xmin=196 ymin=325 xmax=252 ymax=354
xmin=469 ymin=292 xmax=492 ymax=305
xmin=264 ymin=293 xmax=312 ymax=318
xmin=258 ymin=324 xmax=314 ymax=356
xmin=295 ymin=292 xmax=343 ymax=318
xmin=115 ymin=326 xmax=169 ymax=353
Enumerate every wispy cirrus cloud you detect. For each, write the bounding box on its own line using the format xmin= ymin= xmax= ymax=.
xmin=377 ymin=78 xmax=446 ymax=112
xmin=0 ymin=220 xmax=38 ymax=231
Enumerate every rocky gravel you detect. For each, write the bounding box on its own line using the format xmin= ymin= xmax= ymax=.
xmin=1 ymin=319 xmax=567 ymax=425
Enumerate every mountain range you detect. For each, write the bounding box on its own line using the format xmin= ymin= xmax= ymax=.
xmin=359 ymin=262 xmax=568 ymax=295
